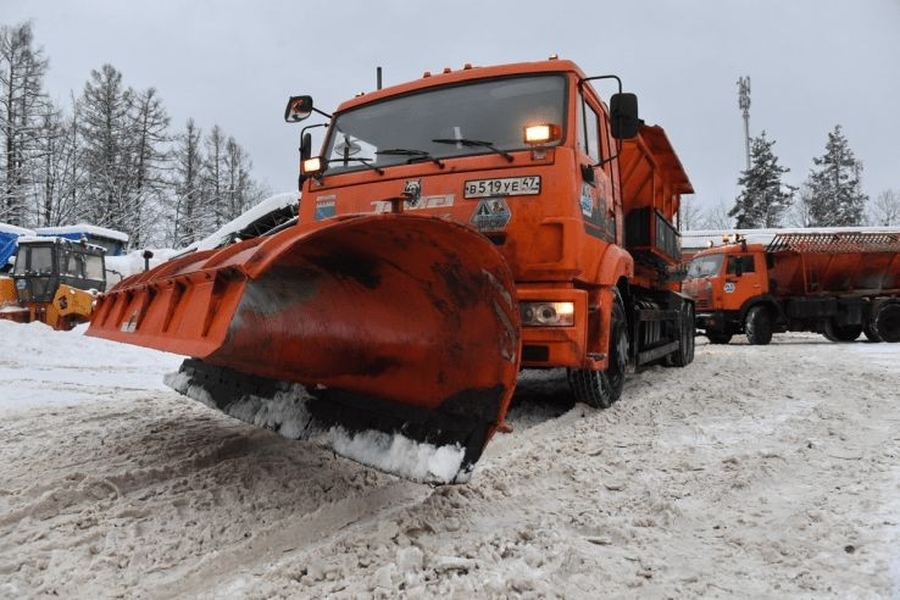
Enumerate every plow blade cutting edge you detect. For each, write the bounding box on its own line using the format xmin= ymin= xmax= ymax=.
xmin=87 ymin=214 xmax=521 ymax=483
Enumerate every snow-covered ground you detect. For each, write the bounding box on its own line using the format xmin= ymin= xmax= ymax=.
xmin=1 ymin=321 xmax=898 ymax=598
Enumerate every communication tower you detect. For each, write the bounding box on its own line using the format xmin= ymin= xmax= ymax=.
xmin=737 ymin=76 xmax=751 ymax=171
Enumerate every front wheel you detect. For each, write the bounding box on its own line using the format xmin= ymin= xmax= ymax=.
xmin=567 ymin=290 xmax=628 ymax=408
xmin=668 ymin=300 xmax=695 ymax=367
xmin=745 ymin=306 xmax=773 ymax=345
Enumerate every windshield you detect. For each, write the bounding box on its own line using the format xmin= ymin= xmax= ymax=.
xmin=322 ymin=74 xmax=566 ymax=173
xmin=13 ymin=245 xmax=53 ymax=276
xmin=686 ymin=254 xmax=725 ymax=278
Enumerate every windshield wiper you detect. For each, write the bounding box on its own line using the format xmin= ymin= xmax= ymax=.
xmin=327 ymin=157 xmax=384 ymax=175
xmin=376 ymin=148 xmax=445 ymax=168
xmin=432 ymin=138 xmax=514 ymax=162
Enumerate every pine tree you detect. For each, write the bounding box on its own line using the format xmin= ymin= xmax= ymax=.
xmin=729 ymin=131 xmax=792 ymax=228
xmin=805 ymin=125 xmax=867 ymax=226
xmin=0 ymin=21 xmax=50 ymax=226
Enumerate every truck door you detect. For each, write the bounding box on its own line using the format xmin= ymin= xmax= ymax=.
xmin=576 ymin=91 xmax=616 ymax=242
xmin=722 ymin=252 xmax=765 ymax=310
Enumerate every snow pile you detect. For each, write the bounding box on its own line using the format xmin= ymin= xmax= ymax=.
xmin=100 ymin=192 xmax=298 ymax=284
xmin=105 ymin=247 xmax=181 ymax=285
xmin=182 ymin=191 xmax=299 ymax=253
xmin=331 ymin=427 xmax=467 ymax=484
xmin=0 ymin=320 xmax=183 ymax=412
xmin=34 ymin=223 xmax=130 ymax=243
xmin=0 ymin=324 xmax=898 ymax=597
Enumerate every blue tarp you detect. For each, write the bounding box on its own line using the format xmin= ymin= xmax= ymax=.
xmin=0 ymin=230 xmax=18 ymax=269
xmin=0 ymin=224 xmax=34 ymax=270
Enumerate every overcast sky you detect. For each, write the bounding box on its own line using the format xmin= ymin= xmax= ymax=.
xmin=4 ymin=0 xmax=899 ymax=216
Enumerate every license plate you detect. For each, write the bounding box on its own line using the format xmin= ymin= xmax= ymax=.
xmin=464 ymin=176 xmax=541 ymax=198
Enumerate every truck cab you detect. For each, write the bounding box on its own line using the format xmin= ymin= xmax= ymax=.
xmin=293 ymin=58 xmax=694 ymax=404
xmin=684 ymin=239 xmax=775 ymax=344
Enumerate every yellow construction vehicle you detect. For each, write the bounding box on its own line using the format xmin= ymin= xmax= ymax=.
xmin=0 ymin=236 xmax=106 ymax=330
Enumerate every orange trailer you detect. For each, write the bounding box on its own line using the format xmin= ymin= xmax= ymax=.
xmin=88 ymin=58 xmax=694 ymax=482
xmin=683 ymin=231 xmax=900 ymax=344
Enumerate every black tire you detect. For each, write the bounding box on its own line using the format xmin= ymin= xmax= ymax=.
xmin=567 ymin=290 xmax=628 ymax=408
xmin=669 ymin=300 xmax=695 ymax=367
xmin=875 ymin=302 xmax=900 ymax=343
xmin=745 ymin=305 xmax=773 ymax=345
xmin=707 ymin=331 xmax=733 ymax=345
xmin=823 ymin=320 xmax=862 ymax=342
xmin=863 ymin=319 xmax=883 ymax=343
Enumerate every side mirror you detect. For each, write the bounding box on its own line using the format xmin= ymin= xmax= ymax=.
xmin=285 ymin=95 xmax=314 ymax=123
xmin=609 ymin=92 xmax=642 ymax=139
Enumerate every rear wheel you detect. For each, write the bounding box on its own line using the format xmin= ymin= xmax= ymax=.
xmin=567 ymin=290 xmax=628 ymax=408
xmin=875 ymin=302 xmax=900 ymax=343
xmin=863 ymin=318 xmax=883 ymax=342
xmin=745 ymin=306 xmax=773 ymax=345
xmin=707 ymin=331 xmax=733 ymax=345
xmin=823 ymin=320 xmax=862 ymax=342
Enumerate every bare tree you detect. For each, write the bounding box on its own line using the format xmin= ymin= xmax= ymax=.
xmin=868 ymin=189 xmax=900 ymax=226
xmin=79 ymin=64 xmax=133 ymax=233
xmin=783 ymin=183 xmax=816 ymax=227
xmin=168 ymin=118 xmax=204 ymax=247
xmin=203 ymin=124 xmax=227 ymax=230
xmin=701 ymin=198 xmax=735 ymax=230
xmin=678 ymin=195 xmax=703 ymax=231
xmin=127 ymin=86 xmax=170 ymax=246
xmin=0 ymin=21 xmax=50 ymax=226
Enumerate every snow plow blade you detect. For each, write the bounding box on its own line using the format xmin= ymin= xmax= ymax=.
xmin=87 ymin=214 xmax=521 ymax=483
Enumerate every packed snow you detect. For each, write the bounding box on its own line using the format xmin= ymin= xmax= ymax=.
xmin=1 ymin=320 xmax=899 ymax=598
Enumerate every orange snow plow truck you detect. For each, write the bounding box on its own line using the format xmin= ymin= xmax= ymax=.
xmin=683 ymin=231 xmax=900 ymax=344
xmin=87 ymin=58 xmax=695 ymax=483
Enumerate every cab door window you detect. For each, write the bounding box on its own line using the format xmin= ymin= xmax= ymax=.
xmin=576 ymin=95 xmax=601 ymax=162
xmin=726 ymin=255 xmax=756 ymax=275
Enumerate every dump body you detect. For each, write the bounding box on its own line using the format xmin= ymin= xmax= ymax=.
xmin=88 ymin=58 xmax=695 ymax=482
xmin=684 ymin=231 xmax=900 ymax=343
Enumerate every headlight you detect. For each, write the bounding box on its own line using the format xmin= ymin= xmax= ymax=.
xmin=520 ymin=301 xmax=575 ymax=327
